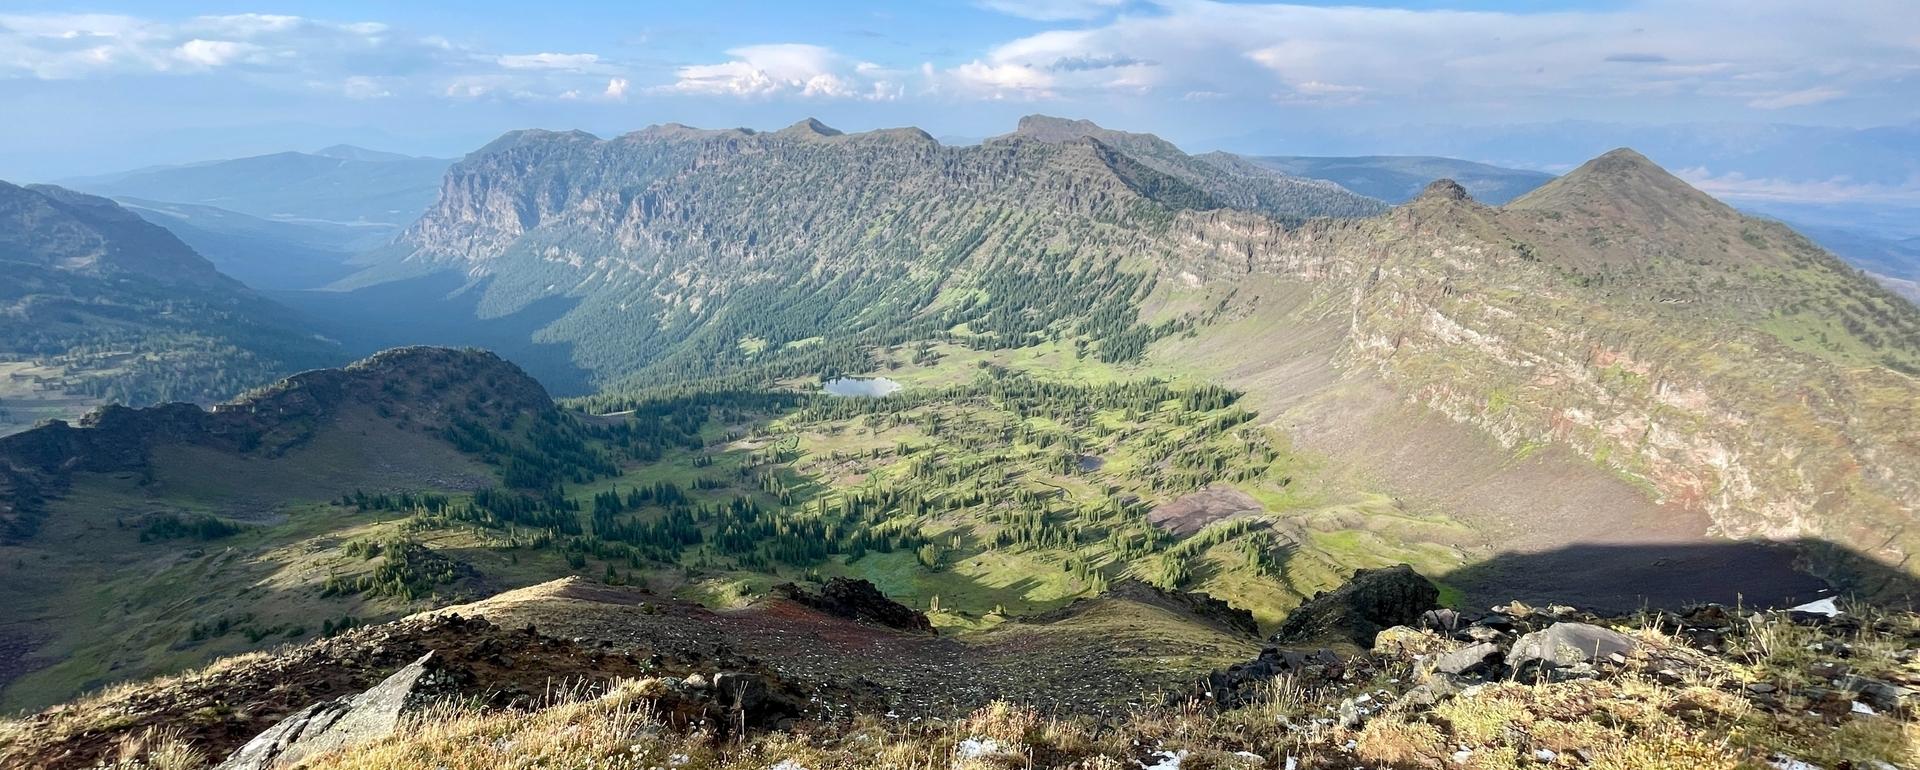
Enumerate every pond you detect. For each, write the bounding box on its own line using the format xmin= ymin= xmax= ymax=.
xmin=821 ymin=376 xmax=903 ymax=398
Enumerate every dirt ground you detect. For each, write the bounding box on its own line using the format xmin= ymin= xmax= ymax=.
xmin=1147 ymin=485 xmax=1263 ymax=535
xmin=431 ymin=577 xmax=1261 ymax=719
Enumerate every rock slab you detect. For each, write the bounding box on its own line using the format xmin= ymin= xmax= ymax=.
xmin=216 ymin=652 xmax=436 ymax=770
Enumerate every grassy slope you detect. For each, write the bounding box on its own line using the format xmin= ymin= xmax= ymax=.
xmin=0 ymin=410 xmax=495 ymax=712
xmin=3 ymin=326 xmax=1484 ymax=714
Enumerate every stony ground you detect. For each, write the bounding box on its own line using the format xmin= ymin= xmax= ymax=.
xmin=10 ymin=569 xmax=1918 ymax=770
xmin=426 ymin=577 xmax=1262 ymax=719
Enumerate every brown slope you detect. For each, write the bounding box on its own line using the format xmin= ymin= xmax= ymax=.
xmin=428 ymin=577 xmax=1259 ymax=718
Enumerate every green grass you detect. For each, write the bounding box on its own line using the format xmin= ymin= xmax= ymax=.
xmin=1 ymin=340 xmax=1493 ymax=710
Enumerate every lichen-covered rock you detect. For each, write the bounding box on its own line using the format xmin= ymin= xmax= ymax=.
xmin=1506 ymin=623 xmax=1638 ymax=673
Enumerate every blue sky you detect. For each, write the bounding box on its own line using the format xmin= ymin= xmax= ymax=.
xmin=2 ymin=0 xmax=1916 ymax=182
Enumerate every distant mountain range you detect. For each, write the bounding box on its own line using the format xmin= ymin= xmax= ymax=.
xmin=1005 ymin=116 xmax=1387 ymax=221
xmin=61 ymin=145 xmax=451 ymax=227
xmin=112 ymin=197 xmax=386 ymax=291
xmin=1216 ymin=119 xmax=1920 ymax=188
xmin=1236 ymin=155 xmax=1553 ymax=205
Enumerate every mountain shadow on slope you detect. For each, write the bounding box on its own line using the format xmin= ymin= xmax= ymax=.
xmin=1440 ymin=539 xmax=1919 ymax=613
xmin=273 ymin=272 xmax=594 ymax=397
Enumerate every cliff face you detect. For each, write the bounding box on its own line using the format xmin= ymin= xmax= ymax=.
xmin=385 ymin=120 xmax=1242 ymax=380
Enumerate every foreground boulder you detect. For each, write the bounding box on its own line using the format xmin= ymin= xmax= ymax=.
xmin=771 ymin=578 xmax=934 ymax=634
xmin=216 ymin=653 xmax=437 ymax=770
xmin=1506 ymin=622 xmax=1639 ymax=676
xmin=1268 ymin=565 xmax=1440 ymax=648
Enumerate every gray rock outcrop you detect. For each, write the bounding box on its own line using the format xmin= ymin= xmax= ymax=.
xmin=1506 ymin=622 xmax=1638 ymax=674
xmin=216 ymin=652 xmax=437 ymax=770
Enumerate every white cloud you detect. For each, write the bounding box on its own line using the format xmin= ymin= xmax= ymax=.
xmin=944 ymin=60 xmax=1055 ymax=98
xmin=497 ymin=52 xmax=602 ymax=71
xmin=0 ymin=11 xmax=629 ymax=103
xmin=1678 ymin=167 xmax=1920 ymax=205
xmin=665 ymin=44 xmax=901 ymax=100
xmin=339 ymin=75 xmax=393 ymax=99
xmin=0 ymin=13 xmax=404 ymax=79
xmin=603 ymin=77 xmax=630 ymax=101
xmin=1747 ymin=87 xmax=1845 ymax=109
xmin=173 ymin=39 xmax=259 ymax=68
xmin=937 ymin=0 xmax=1917 ymax=113
xmin=975 ymin=0 xmax=1127 ymax=22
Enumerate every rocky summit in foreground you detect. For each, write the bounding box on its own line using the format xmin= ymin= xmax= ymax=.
xmin=3 ymin=567 xmax=1913 ymax=770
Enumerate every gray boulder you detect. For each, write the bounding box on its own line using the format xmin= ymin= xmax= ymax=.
xmin=1506 ymin=623 xmax=1637 ymax=673
xmin=1842 ymin=676 xmax=1916 ymax=713
xmin=216 ymin=652 xmax=437 ymax=770
xmin=1428 ymin=642 xmax=1502 ymax=677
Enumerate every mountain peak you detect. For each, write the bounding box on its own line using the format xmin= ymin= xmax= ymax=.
xmin=472 ymin=129 xmax=601 ymax=157
xmin=1013 ymin=114 xmax=1108 ymax=140
xmin=1506 ymin=146 xmax=1727 ymax=217
xmin=312 ymin=144 xmax=416 ymax=162
xmin=775 ymin=118 xmax=843 ymax=138
xmin=1003 ymin=115 xmax=1190 ymax=160
xmin=1415 ymin=178 xmax=1473 ymax=203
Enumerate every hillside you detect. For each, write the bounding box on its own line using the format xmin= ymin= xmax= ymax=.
xmin=0 ymin=347 xmax=587 ymax=710
xmin=0 ymin=339 xmax=1458 ymax=713
xmin=0 ymin=182 xmax=341 ymax=432
xmin=1237 ymin=154 xmax=1554 ymax=204
xmin=1785 ymin=221 xmax=1920 ymax=304
xmin=1156 ymin=150 xmax=1920 ymax=598
xmin=5 ymin=566 xmax=1911 ymax=769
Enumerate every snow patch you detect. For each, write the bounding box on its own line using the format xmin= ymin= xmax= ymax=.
xmin=1140 ymin=749 xmax=1188 ymax=769
xmin=956 ymin=737 xmax=1006 ymax=761
xmin=1789 ymin=598 xmax=1841 ymax=617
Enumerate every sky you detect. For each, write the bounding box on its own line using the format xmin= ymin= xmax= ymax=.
xmin=2 ymin=0 xmax=1918 ymax=185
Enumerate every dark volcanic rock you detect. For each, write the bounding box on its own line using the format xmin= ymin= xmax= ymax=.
xmin=1268 ymin=565 xmax=1440 ymax=648
xmin=770 ymin=578 xmax=934 ymax=634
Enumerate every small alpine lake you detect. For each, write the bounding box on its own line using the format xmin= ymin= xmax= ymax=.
xmin=821 ymin=376 xmax=902 ymax=398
